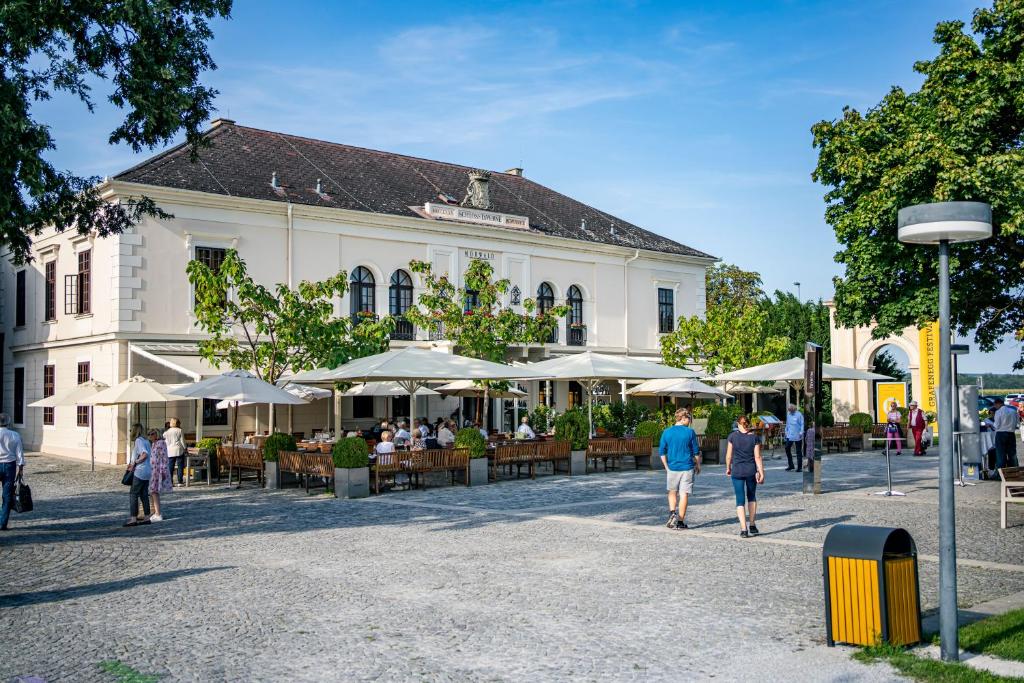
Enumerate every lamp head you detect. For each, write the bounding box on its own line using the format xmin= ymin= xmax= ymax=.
xmin=897 ymin=201 xmax=992 ymax=244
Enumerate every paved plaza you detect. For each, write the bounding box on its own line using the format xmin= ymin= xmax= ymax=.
xmin=1 ymin=450 xmax=1022 ymax=682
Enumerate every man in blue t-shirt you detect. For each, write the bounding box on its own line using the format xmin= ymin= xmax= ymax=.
xmin=659 ymin=408 xmax=701 ymax=529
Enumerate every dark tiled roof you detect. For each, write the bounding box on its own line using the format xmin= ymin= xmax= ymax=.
xmin=115 ymin=121 xmax=713 ymax=259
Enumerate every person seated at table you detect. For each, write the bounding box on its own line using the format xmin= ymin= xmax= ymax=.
xmin=417 ymin=418 xmax=431 ymax=439
xmin=516 ymin=416 xmax=536 ymax=440
xmin=394 ymin=422 xmax=411 ymax=446
xmin=437 ymin=421 xmax=455 ymax=447
xmin=374 ymin=431 xmax=395 ymax=464
xmin=475 ymin=421 xmax=487 ymax=440
xmin=410 ymin=435 xmax=426 ymax=451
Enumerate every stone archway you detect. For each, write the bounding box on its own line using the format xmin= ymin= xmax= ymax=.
xmin=827 ymin=302 xmax=923 ymax=421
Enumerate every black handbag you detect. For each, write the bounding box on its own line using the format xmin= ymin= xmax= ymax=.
xmin=13 ymin=476 xmax=32 ymax=513
xmin=121 ymin=468 xmax=134 ymax=486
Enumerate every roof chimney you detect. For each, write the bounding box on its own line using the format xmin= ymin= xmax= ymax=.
xmin=210 ymin=117 xmax=236 ymax=128
xmin=504 ymin=167 xmax=523 ymax=176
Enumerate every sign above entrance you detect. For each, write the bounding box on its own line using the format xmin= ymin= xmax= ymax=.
xmin=423 ymin=202 xmax=529 ymax=231
xmin=463 ymin=249 xmax=495 ymax=261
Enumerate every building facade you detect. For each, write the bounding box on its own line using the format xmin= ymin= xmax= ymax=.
xmin=1 ymin=120 xmax=715 ymax=464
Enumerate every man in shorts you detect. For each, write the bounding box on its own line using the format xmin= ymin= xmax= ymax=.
xmin=659 ymin=409 xmax=701 ymax=529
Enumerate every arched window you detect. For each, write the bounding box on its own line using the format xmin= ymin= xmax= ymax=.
xmin=567 ymin=285 xmax=585 ymax=346
xmin=537 ymin=282 xmax=557 ymax=343
xmin=390 ymin=269 xmax=414 ymax=340
xmin=350 ymin=266 xmax=376 ymax=320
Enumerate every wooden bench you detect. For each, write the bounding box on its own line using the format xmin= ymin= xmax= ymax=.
xmin=620 ymin=437 xmax=654 ymax=469
xmin=587 ymin=438 xmax=623 ymax=472
xmin=492 ymin=443 xmax=538 ymax=480
xmin=871 ymin=424 xmax=888 ymax=448
xmin=279 ymin=450 xmax=335 ymax=495
xmin=219 ymin=446 xmax=264 ymax=487
xmin=698 ymin=434 xmax=721 ymax=464
xmin=821 ymin=427 xmax=863 ymax=453
xmin=372 ymin=448 xmax=469 ymax=493
xmin=535 ymin=439 xmax=572 ymax=476
xmin=999 ymin=466 xmax=1024 ymax=529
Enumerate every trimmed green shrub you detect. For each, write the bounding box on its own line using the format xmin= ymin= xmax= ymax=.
xmin=527 ymin=404 xmax=553 ymax=434
xmin=634 ymin=420 xmax=663 ymax=446
xmin=263 ymin=432 xmax=296 ymax=462
xmin=594 ymin=400 xmax=652 ymax=437
xmin=554 ymin=407 xmax=590 ymax=450
xmin=455 ymin=428 xmax=487 ymax=458
xmin=706 ymin=404 xmax=744 ymax=437
xmin=332 ymin=437 xmax=370 ymax=468
xmin=816 ymin=411 xmax=836 ymax=428
xmin=848 ymin=412 xmax=873 ymax=433
xmin=690 ymin=402 xmax=714 ymax=418
xmin=196 ymin=437 xmax=221 ymax=452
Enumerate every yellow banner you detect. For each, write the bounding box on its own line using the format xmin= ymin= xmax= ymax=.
xmin=918 ymin=322 xmax=940 ymax=417
xmin=876 ymin=382 xmax=908 ymax=421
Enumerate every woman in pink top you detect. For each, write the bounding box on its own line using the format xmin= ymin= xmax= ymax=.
xmin=885 ymin=401 xmax=903 ymax=455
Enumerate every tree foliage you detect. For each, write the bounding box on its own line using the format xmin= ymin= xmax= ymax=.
xmin=661 ymin=263 xmax=790 ymax=373
xmin=1 ymin=0 xmax=232 ymax=262
xmin=762 ymin=291 xmax=833 ymax=362
xmin=187 ymin=250 xmax=393 ymax=384
xmin=872 ymin=350 xmax=909 ymax=382
xmin=812 ymin=0 xmax=1024 ymax=368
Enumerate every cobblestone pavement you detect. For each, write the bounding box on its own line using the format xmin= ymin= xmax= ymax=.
xmin=1 ymin=449 xmax=1022 ymax=682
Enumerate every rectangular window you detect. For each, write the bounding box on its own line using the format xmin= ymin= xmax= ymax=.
xmin=463 ymin=289 xmax=479 ymax=312
xmin=352 ymin=396 xmax=374 ymax=419
xmin=194 ymin=247 xmax=228 ymax=310
xmin=15 ymin=270 xmax=26 ymax=326
xmin=42 ymin=365 xmax=55 ymax=425
xmin=65 ymin=273 xmax=78 ymax=315
xmin=13 ymin=367 xmax=25 ymax=425
xmin=202 ymin=397 xmax=228 ymax=426
xmin=76 ymin=361 xmax=90 ymax=427
xmin=44 ymin=261 xmax=56 ymax=321
xmin=77 ymin=250 xmax=91 ymax=314
xmin=658 ymin=288 xmax=675 ymax=334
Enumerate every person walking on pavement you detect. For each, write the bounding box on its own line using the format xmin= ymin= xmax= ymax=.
xmin=784 ymin=403 xmax=804 ymax=472
xmin=907 ymin=401 xmax=928 ymax=456
xmin=992 ymin=397 xmax=1020 ymax=469
xmin=0 ymin=413 xmax=25 ymax=531
xmin=659 ymin=409 xmax=701 ymax=530
xmin=163 ymin=417 xmax=188 ymax=487
xmin=726 ymin=415 xmax=765 ymax=538
xmin=885 ymin=400 xmax=904 ymax=456
xmin=125 ymin=423 xmax=153 ymax=527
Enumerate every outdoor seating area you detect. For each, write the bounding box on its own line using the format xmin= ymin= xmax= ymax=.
xmin=491 ymin=439 xmax=572 ymax=480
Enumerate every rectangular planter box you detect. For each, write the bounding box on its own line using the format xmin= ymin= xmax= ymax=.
xmin=469 ymin=457 xmax=489 ymax=486
xmin=862 ymin=434 xmax=874 ymax=451
xmin=335 ymin=467 xmax=369 ymax=499
xmin=717 ymin=439 xmax=729 ymax=465
xmin=633 ymin=447 xmax=660 ymax=470
xmin=570 ymin=450 xmax=587 ymax=475
xmin=264 ymin=461 xmax=280 ymax=489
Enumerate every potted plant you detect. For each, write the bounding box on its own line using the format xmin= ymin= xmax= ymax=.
xmin=633 ymin=420 xmax=664 ymax=469
xmin=333 ymin=437 xmax=370 ymax=498
xmin=455 ymin=428 xmax=489 ymax=486
xmin=196 ymin=437 xmax=222 ymax=482
xmin=849 ymin=412 xmax=874 ymax=449
xmin=262 ymin=432 xmax=296 ymax=489
xmin=554 ymin=408 xmax=590 ymax=474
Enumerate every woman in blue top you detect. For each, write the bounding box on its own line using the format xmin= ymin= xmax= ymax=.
xmin=726 ymin=415 xmax=765 ymax=538
xmin=125 ymin=423 xmax=153 ymax=527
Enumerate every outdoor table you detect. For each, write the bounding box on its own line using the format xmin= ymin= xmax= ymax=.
xmin=185 ymin=447 xmax=215 ymax=487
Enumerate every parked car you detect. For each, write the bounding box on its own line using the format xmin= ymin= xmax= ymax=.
xmin=1004 ymin=393 xmax=1023 ymax=408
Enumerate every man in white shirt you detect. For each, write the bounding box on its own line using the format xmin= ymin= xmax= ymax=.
xmin=516 ymin=417 xmax=536 ymax=440
xmin=436 ymin=422 xmax=455 ymax=447
xmin=394 ymin=422 xmax=411 ymax=446
xmin=163 ymin=417 xmax=188 ymax=486
xmin=416 ymin=419 xmax=430 ymax=439
xmin=0 ymin=413 xmax=26 ymax=531
xmin=992 ymin=398 xmax=1020 ymax=469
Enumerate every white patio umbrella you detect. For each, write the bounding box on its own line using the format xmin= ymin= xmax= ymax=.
xmin=725 ymin=384 xmax=782 ymax=395
xmin=290 ymin=347 xmax=547 ymax=432
xmin=173 ymin=370 xmax=308 ymax=443
xmin=341 ymin=381 xmax=440 ymax=398
xmin=711 ymin=358 xmax=893 ymax=383
xmin=627 ymin=377 xmax=733 ymax=401
xmin=78 ymin=376 xmax=190 ymax=464
xmin=29 ymin=380 xmax=110 ymax=471
xmin=435 ymin=380 xmax=527 ymax=399
xmin=214 ymin=382 xmax=334 ymax=435
xmin=526 ymin=351 xmax=699 ymax=436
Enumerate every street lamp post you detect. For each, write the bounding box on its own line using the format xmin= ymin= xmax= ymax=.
xmin=898 ymin=201 xmax=992 ymax=662
xmin=793 ymin=281 xmax=801 ymax=301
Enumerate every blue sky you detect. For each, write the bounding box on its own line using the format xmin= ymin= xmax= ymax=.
xmin=37 ymin=0 xmax=1020 ymax=372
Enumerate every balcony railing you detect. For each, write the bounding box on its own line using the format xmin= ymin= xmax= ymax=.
xmin=568 ymin=324 xmax=587 ymax=346
xmin=351 ymin=311 xmax=379 ymax=326
xmin=392 ymin=317 xmax=416 ymax=341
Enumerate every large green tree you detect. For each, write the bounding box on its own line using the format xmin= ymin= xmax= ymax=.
xmin=1 ymin=0 xmax=232 ymax=262
xmin=812 ymin=0 xmax=1024 ymax=368
xmin=187 ymin=250 xmax=393 ymax=385
xmin=762 ymin=291 xmax=833 ymax=362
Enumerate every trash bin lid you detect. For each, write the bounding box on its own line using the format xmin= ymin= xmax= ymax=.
xmin=823 ymin=524 xmax=916 ymax=561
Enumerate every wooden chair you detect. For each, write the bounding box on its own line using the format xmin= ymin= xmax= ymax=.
xmin=999 ymin=466 xmax=1024 ymax=529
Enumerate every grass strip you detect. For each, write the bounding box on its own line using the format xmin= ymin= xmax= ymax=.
xmin=957 ymin=608 xmax=1024 ymax=663
xmin=854 ymin=641 xmax=1023 ymax=682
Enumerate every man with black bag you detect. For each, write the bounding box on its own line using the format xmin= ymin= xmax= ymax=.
xmin=0 ymin=412 xmax=26 ymax=530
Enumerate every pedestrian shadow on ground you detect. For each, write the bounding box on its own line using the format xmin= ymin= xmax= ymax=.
xmin=0 ymin=566 xmax=232 ymax=608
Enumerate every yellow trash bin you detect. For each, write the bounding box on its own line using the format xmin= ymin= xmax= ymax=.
xmin=823 ymin=524 xmax=921 ymax=647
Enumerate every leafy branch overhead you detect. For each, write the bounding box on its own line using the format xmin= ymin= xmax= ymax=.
xmin=812 ymin=0 xmax=1024 ymax=368
xmin=0 ymin=1 xmax=233 ymax=262
xmin=186 ymin=250 xmax=393 ymax=384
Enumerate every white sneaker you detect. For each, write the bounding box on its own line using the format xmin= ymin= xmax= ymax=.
xmin=150 ymin=514 xmax=163 ymax=522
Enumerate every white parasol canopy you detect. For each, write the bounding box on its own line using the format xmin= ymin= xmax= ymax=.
xmin=341 ymin=382 xmax=440 ymax=398
xmin=527 ymin=351 xmax=699 ymax=435
xmin=627 ymin=378 xmax=733 ymax=400
xmin=214 ymin=381 xmax=335 ymax=409
xmin=725 ymin=384 xmax=782 ymax=395
xmin=435 ymin=380 xmax=527 ymax=399
xmin=80 ymin=376 xmax=188 ymax=406
xmin=711 ymin=358 xmax=893 ymax=383
xmin=29 ymin=380 xmax=110 ymax=471
xmin=173 ymin=369 xmax=309 ymax=405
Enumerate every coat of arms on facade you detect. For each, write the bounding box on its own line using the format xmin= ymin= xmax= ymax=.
xmin=461 ymin=170 xmax=492 ymax=210
xmin=510 ymin=285 xmax=521 ymax=306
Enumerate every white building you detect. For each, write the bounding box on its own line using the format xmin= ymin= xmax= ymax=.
xmin=1 ymin=120 xmax=715 ymax=464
